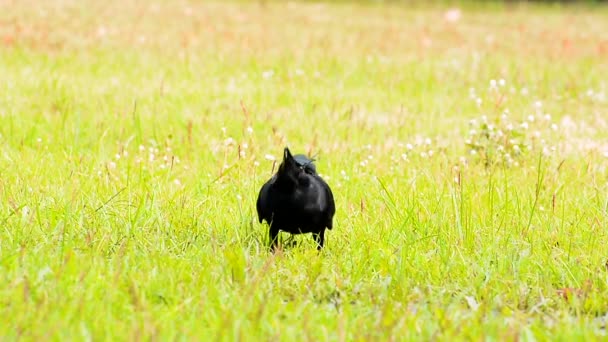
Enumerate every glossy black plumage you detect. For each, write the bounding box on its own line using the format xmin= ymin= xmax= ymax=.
xmin=256 ymin=148 xmax=335 ymax=250
xmin=293 ymin=154 xmax=317 ymax=174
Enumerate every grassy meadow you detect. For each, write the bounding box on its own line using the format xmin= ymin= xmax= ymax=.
xmin=1 ymin=0 xmax=608 ymax=340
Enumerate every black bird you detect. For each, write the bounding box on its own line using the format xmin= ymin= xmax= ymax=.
xmin=256 ymin=147 xmax=335 ymax=250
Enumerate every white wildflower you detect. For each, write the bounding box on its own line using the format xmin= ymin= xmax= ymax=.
xmin=262 ymin=70 xmax=274 ymax=79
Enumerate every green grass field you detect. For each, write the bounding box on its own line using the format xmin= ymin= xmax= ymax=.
xmin=1 ymin=0 xmax=608 ymax=340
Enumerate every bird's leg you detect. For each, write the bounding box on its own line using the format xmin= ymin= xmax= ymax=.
xmin=313 ymin=229 xmax=325 ymax=250
xmin=269 ymin=226 xmax=280 ymax=252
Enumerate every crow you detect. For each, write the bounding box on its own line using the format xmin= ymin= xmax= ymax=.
xmin=256 ymin=147 xmax=335 ymax=251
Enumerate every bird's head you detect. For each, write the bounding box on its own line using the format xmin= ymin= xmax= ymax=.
xmin=277 ymin=147 xmax=301 ymax=185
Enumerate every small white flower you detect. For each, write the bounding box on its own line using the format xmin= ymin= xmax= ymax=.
xmin=236 ymin=194 xmax=242 ymax=201
xmin=173 ymin=179 xmax=181 ymax=186
xmin=521 ymin=87 xmax=529 ymax=96
xmin=224 ymin=137 xmax=235 ymax=146
xmin=527 ymin=115 xmax=535 ymax=122
xmin=499 ymin=79 xmax=506 ymax=87
xmin=470 ymin=149 xmax=477 ymax=155
xmin=476 ymin=97 xmax=482 ymax=106
xmin=242 ymin=143 xmax=249 ymax=149
xmin=534 ymin=101 xmax=542 ymax=109
xmin=406 ymin=143 xmax=413 ymax=150
xmin=139 ymin=145 xmax=145 ymax=152
xmin=490 ymin=79 xmax=497 ymax=88
xmin=115 ymin=154 xmax=121 ymax=160
xmin=108 ymin=161 xmax=117 ymax=169
xmin=424 ymin=138 xmax=432 ymax=145
xmin=520 ymin=122 xmax=529 ymax=130
xmin=401 ymin=153 xmax=408 ymax=161
xmin=246 ymin=126 xmax=253 ymax=134
xmin=254 ymin=161 xmax=260 ymax=167
xmin=264 ymin=154 xmax=275 ymax=161
xmin=36 ymin=138 xmax=42 ymax=143
xmin=544 ymin=114 xmax=551 ymax=121
xmin=262 ymin=70 xmax=274 ymax=79
xmin=22 ymin=206 xmax=30 ymax=217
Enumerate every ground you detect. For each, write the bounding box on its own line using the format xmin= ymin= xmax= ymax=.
xmin=1 ymin=0 xmax=608 ymax=340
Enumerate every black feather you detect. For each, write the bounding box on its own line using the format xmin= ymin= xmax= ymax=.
xmin=293 ymin=154 xmax=317 ymax=174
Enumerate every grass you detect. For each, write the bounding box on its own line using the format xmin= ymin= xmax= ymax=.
xmin=1 ymin=0 xmax=608 ymax=340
